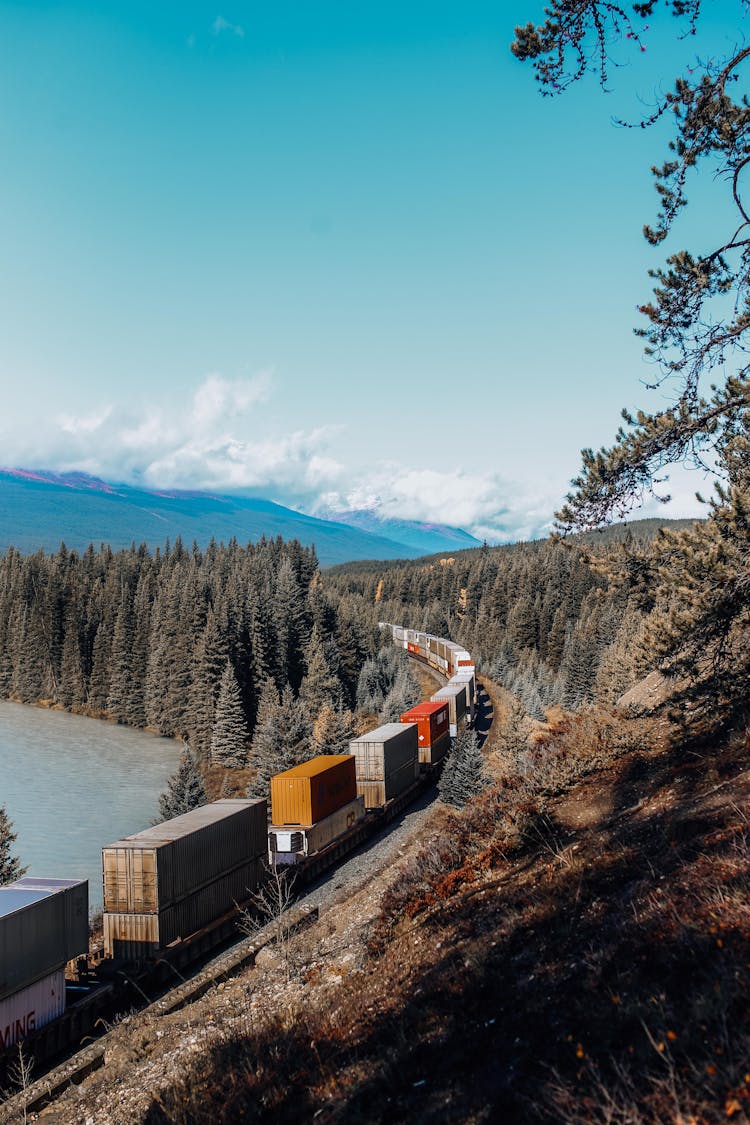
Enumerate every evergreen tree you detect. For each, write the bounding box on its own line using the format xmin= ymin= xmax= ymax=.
xmin=210 ymin=662 xmax=250 ymax=767
xmin=87 ymin=622 xmax=112 ymax=712
xmin=299 ymin=626 xmax=341 ymax=716
xmin=438 ymin=730 xmax=489 ymax=809
xmin=157 ymin=747 xmax=208 ymax=821
xmin=186 ymin=607 xmax=228 ymax=759
xmin=0 ymin=805 xmax=26 ymax=885
xmin=312 ymin=702 xmax=355 ymax=755
xmin=246 ymin=682 xmax=313 ymax=799
xmin=107 ymin=588 xmax=135 ymax=723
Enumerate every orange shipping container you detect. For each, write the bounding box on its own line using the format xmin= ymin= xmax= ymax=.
xmin=270 ymin=755 xmax=357 ymax=827
xmin=399 ymin=701 xmax=449 ymax=748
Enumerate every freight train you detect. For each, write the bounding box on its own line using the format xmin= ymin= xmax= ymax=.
xmin=0 ymin=626 xmax=476 ymax=1074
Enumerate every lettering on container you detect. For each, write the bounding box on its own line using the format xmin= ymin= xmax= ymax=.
xmin=0 ymin=1009 xmax=36 ymax=1049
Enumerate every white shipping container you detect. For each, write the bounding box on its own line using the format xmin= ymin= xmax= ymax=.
xmin=0 ymin=969 xmax=65 ymax=1053
xmin=269 ymin=797 xmax=365 ymax=864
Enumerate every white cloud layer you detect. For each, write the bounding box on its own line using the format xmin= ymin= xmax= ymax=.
xmin=3 ymin=372 xmax=343 ymax=499
xmin=0 ymin=371 xmax=706 ymax=545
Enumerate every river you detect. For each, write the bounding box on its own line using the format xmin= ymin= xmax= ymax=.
xmin=0 ymin=701 xmax=182 ymax=912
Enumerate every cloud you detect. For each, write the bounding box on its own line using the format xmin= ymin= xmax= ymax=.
xmin=0 ymin=370 xmax=706 ymax=547
xmin=58 ymin=407 xmax=112 ymax=435
xmin=316 ymin=465 xmax=560 ymax=544
xmin=212 ymin=15 xmax=245 ymax=37
xmin=2 ymin=372 xmax=343 ymax=500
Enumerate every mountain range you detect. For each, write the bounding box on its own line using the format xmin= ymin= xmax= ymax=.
xmin=0 ymin=470 xmax=481 ymax=567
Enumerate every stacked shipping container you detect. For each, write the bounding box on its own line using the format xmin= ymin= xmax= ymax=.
xmin=268 ymin=755 xmax=363 ymax=865
xmin=270 ymin=756 xmax=356 ymax=827
xmin=0 ymin=877 xmax=88 ymax=1052
xmin=348 ymin=723 xmax=420 ymax=807
xmin=399 ymin=702 xmax=450 ymax=765
xmin=431 ymin=684 xmax=467 ymax=738
xmin=102 ymin=800 xmax=267 ymax=961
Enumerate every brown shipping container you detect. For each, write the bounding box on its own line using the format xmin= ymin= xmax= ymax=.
xmin=102 ymin=800 xmax=267 ymax=916
xmin=356 ymin=760 xmax=419 ymax=808
xmin=270 ymin=755 xmax=356 ymax=827
xmin=103 ymin=856 xmax=265 ymax=960
xmin=0 ymin=879 xmax=88 ymax=1003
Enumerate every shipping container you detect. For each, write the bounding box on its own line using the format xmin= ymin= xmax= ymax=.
xmin=451 ymin=671 xmax=476 ymax=720
xmin=268 ymin=797 xmax=366 ymax=864
xmin=102 ymin=799 xmax=267 ymax=916
xmin=356 ymin=759 xmax=421 ymax=808
xmin=0 ymin=879 xmax=88 ymax=1003
xmin=270 ymin=755 xmax=356 ymax=827
xmin=399 ymin=702 xmax=450 ymax=765
xmin=0 ymin=969 xmax=65 ymax=1053
xmin=103 ymin=856 xmax=265 ymax=960
xmin=348 ymin=723 xmax=419 ymax=807
xmin=432 ymin=684 xmax=468 ymax=737
xmin=455 ymin=649 xmax=475 ymax=669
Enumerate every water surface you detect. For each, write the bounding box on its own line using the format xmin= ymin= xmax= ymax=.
xmin=0 ymin=702 xmax=182 ymax=911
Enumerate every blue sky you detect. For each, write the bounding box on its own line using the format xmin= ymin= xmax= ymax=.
xmin=0 ymin=1 xmax=746 ymax=540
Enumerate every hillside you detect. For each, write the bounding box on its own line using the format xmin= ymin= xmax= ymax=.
xmin=26 ymin=684 xmax=750 ymax=1124
xmin=0 ymin=470 xmax=435 ymax=568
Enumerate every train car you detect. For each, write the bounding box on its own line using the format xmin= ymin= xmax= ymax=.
xmin=399 ymin=701 xmax=450 ymax=766
xmin=349 ymin=723 xmax=420 ymax=808
xmin=102 ymin=800 xmax=267 ymax=963
xmin=268 ymin=755 xmax=365 ymax=867
xmin=0 ymin=877 xmax=88 ymax=1053
xmin=431 ymin=684 xmax=468 ymax=738
xmin=450 ymin=670 xmax=476 ymax=721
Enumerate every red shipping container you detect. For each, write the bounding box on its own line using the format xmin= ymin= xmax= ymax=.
xmin=399 ymin=702 xmax=449 ymax=749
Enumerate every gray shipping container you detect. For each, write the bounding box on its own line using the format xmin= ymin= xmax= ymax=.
xmin=0 ymin=878 xmax=89 ymax=1003
xmin=431 ymin=685 xmax=468 ymax=737
xmin=451 ymin=671 xmax=476 ymax=720
xmin=102 ymin=799 xmax=267 ymax=916
xmin=103 ymin=855 xmax=265 ymax=960
xmin=349 ymin=723 xmax=419 ymax=808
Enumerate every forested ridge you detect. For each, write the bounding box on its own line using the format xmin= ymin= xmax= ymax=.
xmin=0 ymin=534 xmax=428 ymax=809
xmin=0 ymin=536 xmax=382 ymax=754
xmin=327 ymin=518 xmax=700 ymax=721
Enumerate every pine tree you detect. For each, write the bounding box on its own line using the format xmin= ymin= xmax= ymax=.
xmin=0 ymin=805 xmax=26 ymax=885
xmin=246 ymin=682 xmax=313 ymax=799
xmin=210 ymin=662 xmax=250 ymax=767
xmin=495 ymin=696 xmax=532 ymax=773
xmin=87 ymin=622 xmax=111 ymax=712
xmin=438 ymin=730 xmax=489 ymax=809
xmin=106 ymin=588 xmax=135 ymax=723
xmin=299 ymin=626 xmax=341 ymax=716
xmin=157 ymin=747 xmax=208 ymax=821
xmin=312 ymin=702 xmax=355 ymax=755
xmin=186 ymin=607 xmax=228 ymax=759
